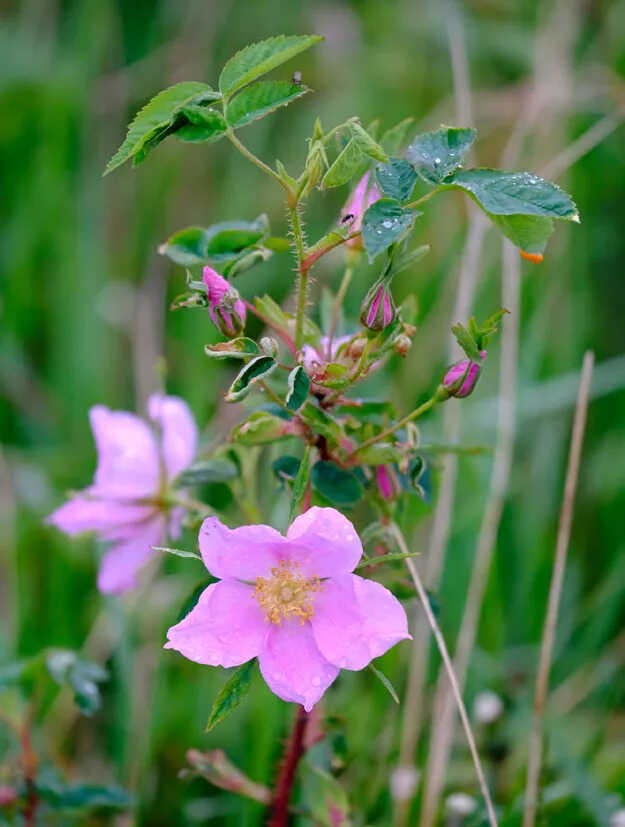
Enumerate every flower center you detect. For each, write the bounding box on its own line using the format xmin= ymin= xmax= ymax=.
xmin=253 ymin=560 xmax=321 ymax=625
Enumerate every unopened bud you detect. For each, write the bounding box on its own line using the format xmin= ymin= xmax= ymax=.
xmin=203 ymin=266 xmax=246 ymax=338
xmin=347 ymin=336 xmax=368 ymax=360
xmin=260 ymin=337 xmax=278 ymax=357
xmin=361 ymin=277 xmax=397 ymax=332
xmin=443 ymin=351 xmax=486 ymax=398
xmin=394 ymin=334 xmax=412 ymax=357
xmin=0 ymin=786 xmax=17 ymax=806
xmin=376 ymin=465 xmax=400 ymax=500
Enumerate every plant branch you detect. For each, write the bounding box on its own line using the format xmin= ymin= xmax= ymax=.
xmin=268 ymin=705 xmax=309 ymax=827
xmin=349 ymin=391 xmax=443 ymax=459
xmin=523 ymin=350 xmax=594 ymax=827
xmin=226 ymin=130 xmax=290 ymax=193
xmin=391 ymin=524 xmax=498 ymax=827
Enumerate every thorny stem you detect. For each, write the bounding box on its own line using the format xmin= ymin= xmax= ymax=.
xmin=523 ymin=351 xmax=594 ymax=827
xmin=268 ymin=705 xmax=309 ymax=827
xmin=226 ymin=130 xmax=290 ymax=194
xmin=326 ymin=264 xmax=354 ymax=359
xmin=391 ymin=524 xmax=499 ymax=827
xmin=349 ymin=391 xmax=444 ymax=459
xmin=21 ymin=717 xmax=38 ymax=827
xmin=290 ymin=205 xmax=309 ymax=352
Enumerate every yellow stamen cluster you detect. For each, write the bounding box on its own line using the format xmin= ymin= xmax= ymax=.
xmin=253 ymin=560 xmax=321 ymax=625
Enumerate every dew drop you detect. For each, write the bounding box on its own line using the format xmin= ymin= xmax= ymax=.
xmin=382 ymin=219 xmax=393 ymax=229
xmin=434 ymin=157 xmax=441 ymax=165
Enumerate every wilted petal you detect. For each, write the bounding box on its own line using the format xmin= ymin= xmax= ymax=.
xmin=48 ymin=495 xmax=154 ymax=536
xmin=311 ymin=574 xmax=410 ymax=670
xmin=198 ymin=516 xmax=285 ymax=580
xmin=165 ymin=580 xmax=266 ymax=667
xmin=148 ymin=394 xmax=198 ymax=482
xmin=258 ymin=621 xmax=338 ymax=711
xmin=90 ymin=405 xmax=160 ymax=499
xmin=97 ymin=514 xmax=166 ymax=594
xmin=286 ymin=507 xmax=362 ymax=577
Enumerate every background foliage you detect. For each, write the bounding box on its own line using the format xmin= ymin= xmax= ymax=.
xmin=2 ymin=0 xmax=625 ymax=824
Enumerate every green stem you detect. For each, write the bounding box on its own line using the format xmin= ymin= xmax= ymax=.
xmin=227 ymin=130 xmax=290 ymax=194
xmin=290 ymin=205 xmax=309 ymax=351
xmin=349 ymin=389 xmax=446 ymax=458
xmin=404 ymin=188 xmax=440 ymax=211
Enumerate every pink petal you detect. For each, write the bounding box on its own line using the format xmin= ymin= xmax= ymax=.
xmin=258 ymin=621 xmax=338 ymax=711
xmin=148 ymin=394 xmax=198 ymax=482
xmin=311 ymin=574 xmax=410 ymax=670
xmin=165 ymin=580 xmax=267 ymax=667
xmin=90 ymin=405 xmax=161 ymax=499
xmin=48 ymin=495 xmax=154 ymax=536
xmin=198 ymin=516 xmax=285 ymax=580
xmin=97 ymin=515 xmax=166 ymax=594
xmin=286 ymin=507 xmax=363 ymax=577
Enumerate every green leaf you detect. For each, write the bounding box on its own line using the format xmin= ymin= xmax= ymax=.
xmin=104 ymin=81 xmax=217 ymax=174
xmin=225 ymin=356 xmax=277 ymax=402
xmin=219 ymin=34 xmax=323 ymax=99
xmin=305 ymin=765 xmax=350 ymax=827
xmin=368 ymin=663 xmax=399 ymax=703
xmin=176 ymin=458 xmax=238 ymax=485
xmin=36 ymin=774 xmax=133 ymax=811
xmin=356 ymin=442 xmax=403 ymax=465
xmin=175 ymin=107 xmax=228 ymax=143
xmin=451 ymin=322 xmax=481 ymax=361
xmin=170 ymin=290 xmax=209 ymax=310
xmin=204 ymin=337 xmax=260 ymax=360
xmin=159 ymin=219 xmax=266 ymax=266
xmin=227 ymin=80 xmax=310 ymax=128
xmin=321 ymin=138 xmax=364 ymax=189
xmin=254 ymin=294 xmax=291 ymax=330
xmin=223 ymin=246 xmax=272 ymax=277
xmin=273 ymin=455 xmax=300 ymax=483
xmin=285 ymin=366 xmax=310 ymax=411
xmin=380 ymin=117 xmax=415 ymax=155
xmin=311 ymin=460 xmax=363 ymax=507
xmin=442 ymin=168 xmax=579 ymax=220
xmin=289 ymin=445 xmax=311 ymax=522
xmin=406 ymin=125 xmax=477 ymax=184
xmin=489 ymin=213 xmax=554 ymax=254
xmin=231 ymin=411 xmax=290 ymax=445
xmin=361 ymin=198 xmax=416 ymax=262
xmin=153 ymin=545 xmax=202 ymax=560
xmin=45 ymin=650 xmax=107 ymax=716
xmin=206 ymin=661 xmax=255 ymax=732
xmin=376 ymin=157 xmax=417 ymax=203
xmin=356 ymin=550 xmax=420 ymax=570
xmin=350 ymin=121 xmax=389 ymax=163
xmin=299 ymin=403 xmax=346 ymax=445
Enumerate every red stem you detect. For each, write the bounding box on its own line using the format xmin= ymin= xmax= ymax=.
xmin=268 ymin=706 xmax=309 ymax=826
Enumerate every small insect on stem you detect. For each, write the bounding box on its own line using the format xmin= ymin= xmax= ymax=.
xmin=292 ymin=70 xmax=302 ymax=84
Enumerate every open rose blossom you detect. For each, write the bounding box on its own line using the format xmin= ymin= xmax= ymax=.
xmin=165 ymin=507 xmax=410 ymax=710
xmin=48 ymin=394 xmax=198 ymax=594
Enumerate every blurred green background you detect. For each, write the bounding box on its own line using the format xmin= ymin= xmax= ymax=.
xmin=2 ymin=0 xmax=625 ymax=824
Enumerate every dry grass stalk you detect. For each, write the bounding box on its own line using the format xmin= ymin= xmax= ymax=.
xmin=523 ymin=350 xmax=594 ymax=827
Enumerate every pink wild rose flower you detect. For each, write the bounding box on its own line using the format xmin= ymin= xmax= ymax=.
xmin=340 ymin=172 xmax=381 ymax=249
xmin=165 ymin=507 xmax=410 ymax=711
xmin=203 ymin=266 xmax=246 ymax=337
xmin=48 ymin=394 xmax=198 ymax=594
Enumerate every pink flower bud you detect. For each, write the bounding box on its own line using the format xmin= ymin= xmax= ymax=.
xmin=0 ymin=786 xmax=17 ymax=807
xmin=341 ymin=172 xmax=381 ymax=249
xmin=360 ymin=277 xmax=396 ymax=332
xmin=376 ymin=465 xmax=400 ymax=500
xmin=443 ymin=351 xmax=486 ymax=398
xmin=202 ymin=266 xmax=246 ymax=338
